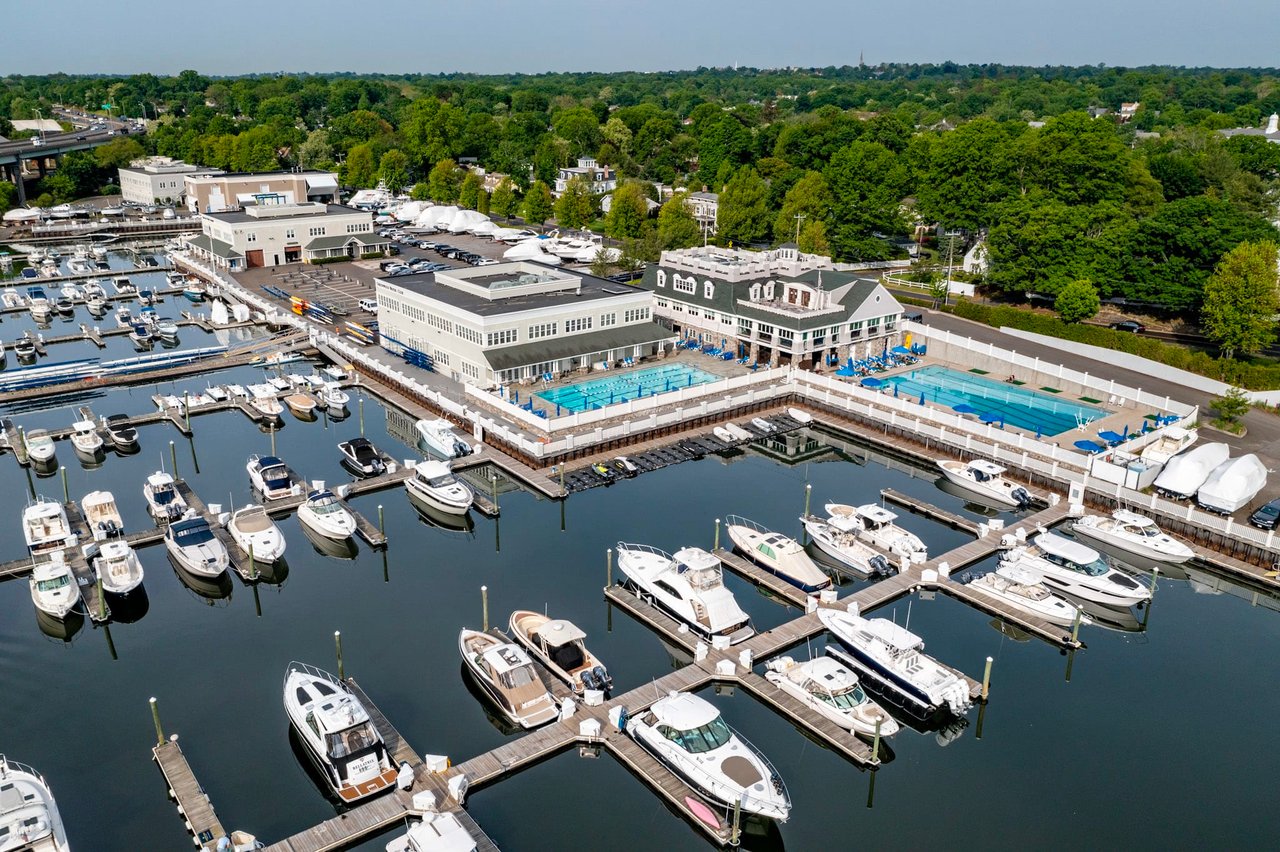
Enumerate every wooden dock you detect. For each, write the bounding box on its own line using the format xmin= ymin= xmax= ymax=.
xmin=880 ymin=488 xmax=982 ymax=535
xmin=732 ymin=672 xmax=878 ymax=766
xmin=153 ymin=737 xmax=226 ymax=849
xmin=63 ymin=500 xmax=110 ymax=622
xmin=603 ymin=584 xmax=701 ymax=654
xmin=938 ymin=580 xmax=1082 ymax=648
xmin=602 ymin=732 xmax=733 ymax=846
xmin=713 ymin=547 xmax=813 ymax=609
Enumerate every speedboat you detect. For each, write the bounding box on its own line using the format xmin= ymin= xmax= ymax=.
xmin=764 ymin=655 xmax=900 ymax=738
xmin=283 ymin=662 xmax=399 ymax=803
xmin=247 ymin=384 xmax=284 ymax=421
xmin=338 ymin=438 xmax=386 ymax=477
xmin=1001 ymin=532 xmax=1151 ymax=608
xmin=103 ymin=414 xmax=139 ymax=452
xmin=284 ymin=392 xmax=317 ymax=419
xmin=800 ymin=513 xmax=893 ymax=577
xmin=142 ymin=471 xmax=188 ymax=521
xmin=385 ymin=812 xmax=477 ymax=852
xmin=69 ymin=419 xmax=103 ymax=457
xmin=750 ymin=417 xmax=776 ymax=434
xmin=458 ymin=629 xmax=559 ymax=729
xmin=155 ymin=320 xmax=180 ymax=341
xmin=247 ymin=455 xmax=295 ymax=500
xmin=510 ymin=610 xmax=612 ymax=694
xmin=713 ymin=425 xmax=738 ymax=443
xmin=115 ymin=305 xmax=133 ymax=328
xmin=297 ymin=489 xmax=357 ymax=539
xmin=24 ymin=429 xmax=57 ymax=463
xmin=129 ymin=323 xmax=153 ymax=347
xmin=725 ymin=515 xmax=831 ymax=592
xmin=1153 ymin=442 xmax=1229 ymax=499
xmin=81 ymin=490 xmax=124 ymax=540
xmin=404 ymin=460 xmax=474 ymax=516
xmin=321 ymin=382 xmax=350 ymax=409
xmin=0 ymin=755 xmax=71 ymax=852
xmin=414 ymin=417 xmax=474 ymax=459
xmin=94 ymin=540 xmax=145 ymax=595
xmin=725 ymin=423 xmax=754 ymax=441
xmin=611 ymin=456 xmax=638 ymax=478
xmin=227 ymin=504 xmax=287 ymax=563
xmin=1197 ymin=454 xmax=1267 ymax=515
xmin=29 ymin=556 xmax=81 ymax=619
xmin=936 ymin=459 xmax=1033 ymax=508
xmin=616 ymin=542 xmax=754 ymax=643
xmin=819 ymin=605 xmax=973 ymax=719
xmin=1140 ymin=425 xmax=1197 ymax=465
xmin=1071 ymin=509 xmax=1194 ymax=564
xmin=626 ymin=691 xmax=790 ymax=821
xmin=825 ymin=503 xmax=927 ymax=563
xmin=14 ymin=336 xmax=37 ymax=361
xmin=23 ymin=497 xmax=75 ymax=556
xmin=164 ymin=516 xmax=229 ymax=578
xmin=962 ymin=562 xmax=1084 ymax=627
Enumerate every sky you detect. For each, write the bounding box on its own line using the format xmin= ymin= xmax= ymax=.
xmin=4 ymin=0 xmax=1278 ymax=75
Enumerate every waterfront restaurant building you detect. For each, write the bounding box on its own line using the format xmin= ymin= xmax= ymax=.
xmin=184 ymin=169 xmax=341 ymax=214
xmin=639 ymin=244 xmax=906 ymax=368
xmin=374 ymin=262 xmax=674 ymax=386
xmin=186 ymin=198 xmax=389 ymax=270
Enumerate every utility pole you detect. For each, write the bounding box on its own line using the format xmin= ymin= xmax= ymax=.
xmin=943 ymin=231 xmax=957 ymax=308
xmin=793 ymin=213 xmax=806 ymax=245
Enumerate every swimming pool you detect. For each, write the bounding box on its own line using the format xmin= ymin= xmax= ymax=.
xmin=879 ymin=365 xmax=1104 ymax=435
xmin=537 ymin=363 xmax=721 ymax=412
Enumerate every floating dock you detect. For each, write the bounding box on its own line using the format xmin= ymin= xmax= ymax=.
xmin=153 ymin=737 xmax=226 ymax=848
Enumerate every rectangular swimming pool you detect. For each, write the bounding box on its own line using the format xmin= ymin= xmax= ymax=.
xmin=879 ymin=365 xmax=1104 ymax=435
xmin=537 ymin=363 xmax=721 ymax=412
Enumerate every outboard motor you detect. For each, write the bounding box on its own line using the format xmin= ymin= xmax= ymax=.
xmin=958 ymin=571 xmax=973 ymax=584
xmin=580 ymin=669 xmax=598 ymax=691
xmin=591 ymin=665 xmax=609 ymax=689
xmin=870 ymin=555 xmax=891 ymax=577
xmin=1011 ymin=487 xmax=1031 ymax=508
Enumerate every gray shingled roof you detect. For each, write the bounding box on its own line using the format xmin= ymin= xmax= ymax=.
xmin=483 ymin=322 xmax=676 ymax=371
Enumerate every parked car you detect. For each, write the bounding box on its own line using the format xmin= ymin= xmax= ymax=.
xmin=475 ymin=257 xmax=499 ymax=266
xmin=358 ymin=298 xmax=378 ymax=313
xmin=1249 ymin=498 xmax=1280 ymax=530
xmin=1109 ymin=320 xmax=1146 ymax=333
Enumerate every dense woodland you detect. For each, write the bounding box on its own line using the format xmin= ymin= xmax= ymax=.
xmin=3 ymin=65 xmax=1279 ymax=316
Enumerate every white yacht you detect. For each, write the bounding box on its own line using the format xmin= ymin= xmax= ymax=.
xmin=164 ymin=516 xmax=230 ymax=578
xmin=626 ymin=691 xmax=790 ymax=821
xmin=103 ymin=414 xmax=138 ymax=451
xmin=825 ymin=503 xmax=927 ymax=563
xmin=338 ymin=438 xmax=386 ymax=477
xmin=247 ymin=384 xmax=285 ymax=421
xmin=800 ymin=514 xmax=893 ymax=577
xmin=936 ymin=459 xmax=1033 ymax=508
xmin=69 ymin=420 xmax=103 ymax=457
xmin=458 ymin=629 xmax=559 ymax=729
xmin=615 ymin=543 xmax=754 ymax=644
xmin=765 ymin=655 xmax=900 ymax=738
xmin=819 ymin=605 xmax=973 ymax=718
xmin=81 ymin=490 xmax=124 ymax=540
xmin=963 ymin=562 xmax=1084 ymax=627
xmin=142 ymin=471 xmax=188 ymax=521
xmin=725 ymin=515 xmax=831 ymax=592
xmin=23 ymin=498 xmax=75 ymax=556
xmin=29 ymin=556 xmax=81 ymax=620
xmin=510 ymin=610 xmax=612 ymax=694
xmin=1197 ymin=454 xmax=1267 ymax=515
xmin=0 ymin=755 xmax=71 ymax=852
xmin=1071 ymin=509 xmax=1194 ymax=564
xmin=1140 ymin=425 xmax=1197 ymax=465
xmin=1002 ymin=532 xmax=1151 ymax=608
xmin=321 ymin=382 xmax=350 ymax=409
xmin=283 ymin=662 xmax=399 ymax=803
xmin=385 ymin=812 xmax=476 ymax=852
xmin=414 ymin=418 xmax=475 ymax=460
xmin=1153 ymin=442 xmax=1230 ymax=499
xmin=227 ymin=505 xmax=287 ymax=562
xmin=247 ymin=455 xmax=295 ymax=500
xmin=24 ymin=429 xmax=57 ymax=464
xmin=404 ymin=460 xmax=474 ymax=516
xmin=93 ymin=540 xmax=145 ymax=596
xmin=297 ymin=489 xmax=357 ymax=539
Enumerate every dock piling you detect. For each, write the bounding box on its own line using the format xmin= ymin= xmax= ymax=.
xmin=490 ymin=473 xmax=498 ymax=512
xmin=1149 ymin=566 xmax=1159 ymax=598
xmin=269 ymin=421 xmax=276 ymax=456
xmin=168 ymin=440 xmax=177 ymax=477
xmin=248 ymin=541 xmax=256 ymax=580
xmin=730 ymin=795 xmax=742 ymax=846
xmin=803 ymin=482 xmax=811 ymax=518
xmin=359 ymin=397 xmax=365 ymax=437
xmin=60 ymin=465 xmax=68 ymax=503
xmin=150 ymin=697 xmax=164 ymax=746
xmin=183 ymin=390 xmax=190 ymax=432
xmin=871 ymin=717 xmax=882 ymax=766
xmin=1070 ymin=609 xmax=1082 ymax=644
xmin=335 ymin=630 xmax=344 ymax=680
xmin=981 ymin=655 xmax=993 ymax=701
xmin=481 ymin=585 xmax=489 ymax=631
xmin=714 ymin=517 xmax=721 ymax=551
xmin=378 ymin=504 xmax=385 ymax=535
xmin=606 ymin=548 xmax=613 ymax=587
xmin=97 ymin=574 xmax=106 ymax=621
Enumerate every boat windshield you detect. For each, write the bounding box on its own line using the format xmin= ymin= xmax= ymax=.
xmin=498 ymin=664 xmax=538 ymax=690
xmin=262 ymin=467 xmax=290 ymax=488
xmin=680 ymin=565 xmax=723 ymax=591
xmin=426 ymin=472 xmax=458 ymax=488
xmin=815 ymin=684 xmax=867 ymax=710
xmin=326 ymin=722 xmax=379 ymax=759
xmin=310 ymin=495 xmax=343 ymax=515
xmin=152 ymin=486 xmax=177 ymax=506
xmin=1044 ymin=552 xmax=1109 ymax=576
xmin=1130 ymin=524 xmax=1160 ymax=538
xmin=663 ymin=716 xmax=732 ymax=754
xmin=36 ymin=575 xmax=70 ymax=592
xmin=173 ymin=524 xmax=213 ymax=545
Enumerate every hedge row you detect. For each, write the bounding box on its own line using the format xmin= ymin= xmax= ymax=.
xmin=949 ymin=300 xmax=1280 ymax=391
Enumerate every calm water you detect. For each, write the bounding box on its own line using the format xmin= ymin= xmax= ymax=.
xmin=1 ymin=368 xmax=1277 ymax=851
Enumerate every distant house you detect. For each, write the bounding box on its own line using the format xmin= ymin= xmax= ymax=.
xmin=554 ymin=157 xmax=617 ymax=196
xmin=1119 ymin=102 xmax=1140 ymax=122
xmin=184 ymin=169 xmax=341 ymax=214
xmin=687 ymin=192 xmax=719 ymax=235
xmin=1087 ymin=106 xmax=1111 ymax=119
xmin=1219 ymin=113 xmax=1280 ymax=145
xmin=118 ymin=157 xmax=220 ymax=205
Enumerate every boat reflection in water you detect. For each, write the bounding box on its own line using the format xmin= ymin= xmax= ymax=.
xmin=106 ymin=585 xmax=151 ymax=624
xmin=408 ymin=491 xmax=475 ymax=534
xmin=247 ymin=556 xmax=291 ymax=587
xmin=36 ymin=607 xmax=84 ymax=643
xmin=932 ymin=477 xmax=1007 ymax=516
xmin=285 ymin=724 xmax=360 ymax=812
xmin=299 ymin=520 xmax=359 ymax=561
xmin=168 ymin=554 xmax=234 ymax=603
xmin=32 ymin=458 xmax=60 ymax=479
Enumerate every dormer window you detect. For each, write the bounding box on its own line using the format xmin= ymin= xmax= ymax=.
xmin=764 ymin=282 xmax=775 ymax=300
xmin=704 ymin=281 xmax=714 ymax=299
xmin=750 ymin=283 xmax=760 ymax=301
xmin=656 ymin=270 xmax=666 ymax=288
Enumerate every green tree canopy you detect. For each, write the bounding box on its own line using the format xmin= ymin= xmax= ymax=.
xmin=824 ymin=140 xmax=907 ymax=260
xmin=93 ymin=136 xmax=146 ymax=170
xmin=1201 ymin=240 xmax=1280 ymax=359
xmin=343 ymin=143 xmax=377 ymax=189
xmin=604 ymin=181 xmax=649 ymax=239
xmin=1054 ymin=278 xmax=1101 ymax=323
xmin=428 ymin=158 xmax=463 ymax=203
xmin=717 ymin=165 xmax=770 ymax=246
xmin=523 ymin=180 xmax=554 ymax=226
xmin=378 ymin=149 xmax=410 ymax=193
xmin=657 ymin=192 xmax=702 ymax=250
xmin=410 ymin=182 xmax=431 ymax=201
xmin=490 ymin=177 xmax=518 ymax=219
xmin=773 ymin=171 xmax=832 ymax=246
xmin=458 ymin=172 xmax=483 ymax=210
xmin=554 ymin=175 xmax=596 ymax=229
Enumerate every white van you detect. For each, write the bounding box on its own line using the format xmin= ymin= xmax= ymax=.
xmin=358 ymin=298 xmax=378 ymax=313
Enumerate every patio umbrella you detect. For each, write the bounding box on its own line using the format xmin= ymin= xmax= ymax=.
xmin=892 ymin=346 xmax=911 ymax=356
xmin=860 ymin=377 xmax=884 ymax=389
xmin=952 ymin=403 xmax=977 ymax=415
xmin=1074 ymin=439 xmax=1107 ymax=453
xmin=919 ymin=392 xmax=926 ymax=405
xmin=979 ymin=412 xmax=1004 ymax=428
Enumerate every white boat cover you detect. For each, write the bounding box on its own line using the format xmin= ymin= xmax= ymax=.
xmin=1197 ymin=453 xmax=1267 ymax=513
xmin=1153 ymin=442 xmax=1230 ymax=496
xmin=503 ymin=241 xmax=563 ymax=265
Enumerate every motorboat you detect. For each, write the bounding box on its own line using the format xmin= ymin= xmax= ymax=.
xmin=611 ymin=456 xmax=638 ymax=478
xmin=825 ymin=503 xmax=927 ymax=563
xmin=60 ymin=283 xmax=84 ymax=301
xmin=458 ymin=629 xmax=560 ymax=729
xmin=339 ymin=438 xmax=386 ymax=477
xmin=227 ymin=504 xmax=287 ymax=562
xmin=13 ymin=336 xmax=37 ymax=361
xmin=510 ymin=610 xmax=612 ymax=694
xmin=764 ymin=655 xmax=899 ymax=738
xmin=23 ymin=498 xmax=75 ymax=556
xmin=0 ymin=755 xmax=71 ymax=852
xmin=1153 ymin=442 xmax=1230 ymax=499
xmin=81 ymin=490 xmax=124 ymax=540
xmin=24 ymin=429 xmax=57 ymax=464
xmin=69 ymin=419 xmax=103 ymax=457
xmin=1001 ymin=532 xmax=1151 ymax=608
xmin=625 ymin=691 xmax=790 ymax=821
xmin=247 ymin=384 xmax=285 ymax=421
xmin=155 ymin=320 xmax=180 ymax=341
xmin=936 ymin=459 xmax=1033 ymax=508
xmin=205 ymin=385 xmax=229 ymax=402
xmin=103 ymin=414 xmax=139 ymax=451
xmin=297 ymin=489 xmax=357 ymax=539
xmin=111 ymin=276 xmax=135 ymax=295
xmin=284 ymin=393 xmax=317 ymax=419
xmin=114 ymin=306 xmax=133 ymax=328
xmin=128 ymin=323 xmax=153 ymax=347
xmin=819 ymin=605 xmax=973 ymax=718
xmin=54 ymin=296 xmax=74 ymax=314
xmin=724 ymin=515 xmax=831 ymax=592
xmin=0 ymin=287 xmax=20 ymax=308
xmin=164 ymin=516 xmax=230 ymax=578
xmin=225 ymin=384 xmax=248 ymax=399
xmin=247 ymin=455 xmax=295 ymax=500
xmin=615 ymin=542 xmax=754 ymax=644
xmin=1197 ymin=454 xmax=1267 ymax=514
xmin=94 ymin=540 xmax=145 ymax=596
xmin=183 ymin=282 xmax=207 ymax=302
xmin=750 ymin=417 xmax=776 ymax=434
xmin=26 ymin=286 xmax=51 ymax=319
xmin=321 ymin=382 xmax=350 ymax=409
xmin=142 ymin=471 xmax=188 ymax=521
xmin=1071 ymin=509 xmax=1194 ymax=564
xmin=713 ymin=425 xmax=738 ymax=443
xmin=962 ymin=562 xmax=1084 ymax=627
xmin=29 ymin=555 xmax=81 ymax=619
xmin=799 ymin=513 xmax=893 ymax=577
xmin=385 ymin=812 xmax=477 ymax=852
xmin=283 ymin=661 xmax=399 ymax=803
xmin=1140 ymin=425 xmax=1197 ymax=465
xmin=725 ymin=423 xmax=754 ymax=441
xmin=414 ymin=417 xmax=474 ymax=459
xmin=404 ymin=460 xmax=474 ymax=516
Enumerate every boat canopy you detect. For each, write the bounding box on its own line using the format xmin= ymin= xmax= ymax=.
xmin=1034 ymin=532 xmax=1101 ymax=565
xmin=855 ymin=504 xmax=897 ymax=525
xmin=482 ymin=643 xmax=535 ymax=676
xmin=673 ymin=546 xmax=721 ymax=573
xmin=653 ymin=691 xmax=720 ymax=730
xmin=1112 ymin=509 xmax=1156 ymax=528
xmin=994 ymin=561 xmax=1044 ymax=586
xmin=803 ymin=656 xmax=859 ymax=691
xmin=967 ymin=459 xmax=1006 ymax=477
xmin=863 ymin=617 xmax=925 ymax=651
xmin=532 ymin=619 xmax=587 ymax=648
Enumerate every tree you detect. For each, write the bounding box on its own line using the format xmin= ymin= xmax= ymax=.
xmin=554 ymin=175 xmax=596 ymax=229
xmin=657 ymin=192 xmax=701 ymax=249
xmin=0 ymin=182 xmax=17 ymax=213
xmin=428 ymin=159 xmax=463 ymax=203
xmin=717 ymin=165 xmax=769 ymax=246
xmin=378 ymin=149 xmax=410 ymax=193
xmin=825 ymin=140 xmax=907 ymax=260
xmin=1211 ymin=386 xmax=1251 ymax=432
xmin=410 ymin=182 xmax=432 ymax=201
xmin=523 ymin=180 xmax=554 ymax=227
xmin=605 ymin=182 xmax=649 ymax=239
xmin=1055 ymin=279 xmax=1101 ymax=323
xmin=343 ymin=143 xmax=377 ymax=189
xmin=589 ymin=248 xmax=616 ymax=278
xmin=458 ymin=172 xmax=483 ymax=210
xmin=297 ymin=129 xmax=335 ymax=169
xmin=1201 ymin=240 xmax=1280 ymax=359
xmin=773 ymin=171 xmax=832 ymax=246
xmin=93 ymin=136 xmax=146 ymax=170
xmin=491 ymin=177 xmax=518 ymax=220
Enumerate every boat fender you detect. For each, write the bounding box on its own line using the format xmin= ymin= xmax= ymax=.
xmin=608 ymin=705 xmax=628 ymax=732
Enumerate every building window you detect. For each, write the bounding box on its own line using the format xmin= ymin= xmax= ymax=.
xmin=656 ymin=270 xmax=666 ymax=288
xmin=673 ymin=275 xmax=695 ymax=295
xmin=704 ymin=281 xmax=714 ymax=299
xmin=457 ymin=326 xmax=482 ymax=344
xmin=285 ymin=229 xmax=295 ymax=239
xmin=486 ymin=329 xmax=517 ymax=346
xmin=528 ymin=322 xmax=557 ymax=340
xmin=309 ymin=226 xmax=326 ymax=236
xmin=432 ymin=349 xmax=451 ymax=366
xmin=565 ymin=317 xmax=593 ymax=333
xmin=749 ymin=283 xmax=760 ymax=301
xmin=246 ymin=232 xmax=257 ymax=243
xmin=623 ymin=307 xmax=649 ymax=323
xmin=656 ymin=298 xmax=668 ymax=308
xmin=461 ymin=361 xmax=480 ymax=379
xmin=764 ymin=282 xmax=775 ymax=300
xmin=600 ymin=312 xmax=616 ymax=328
